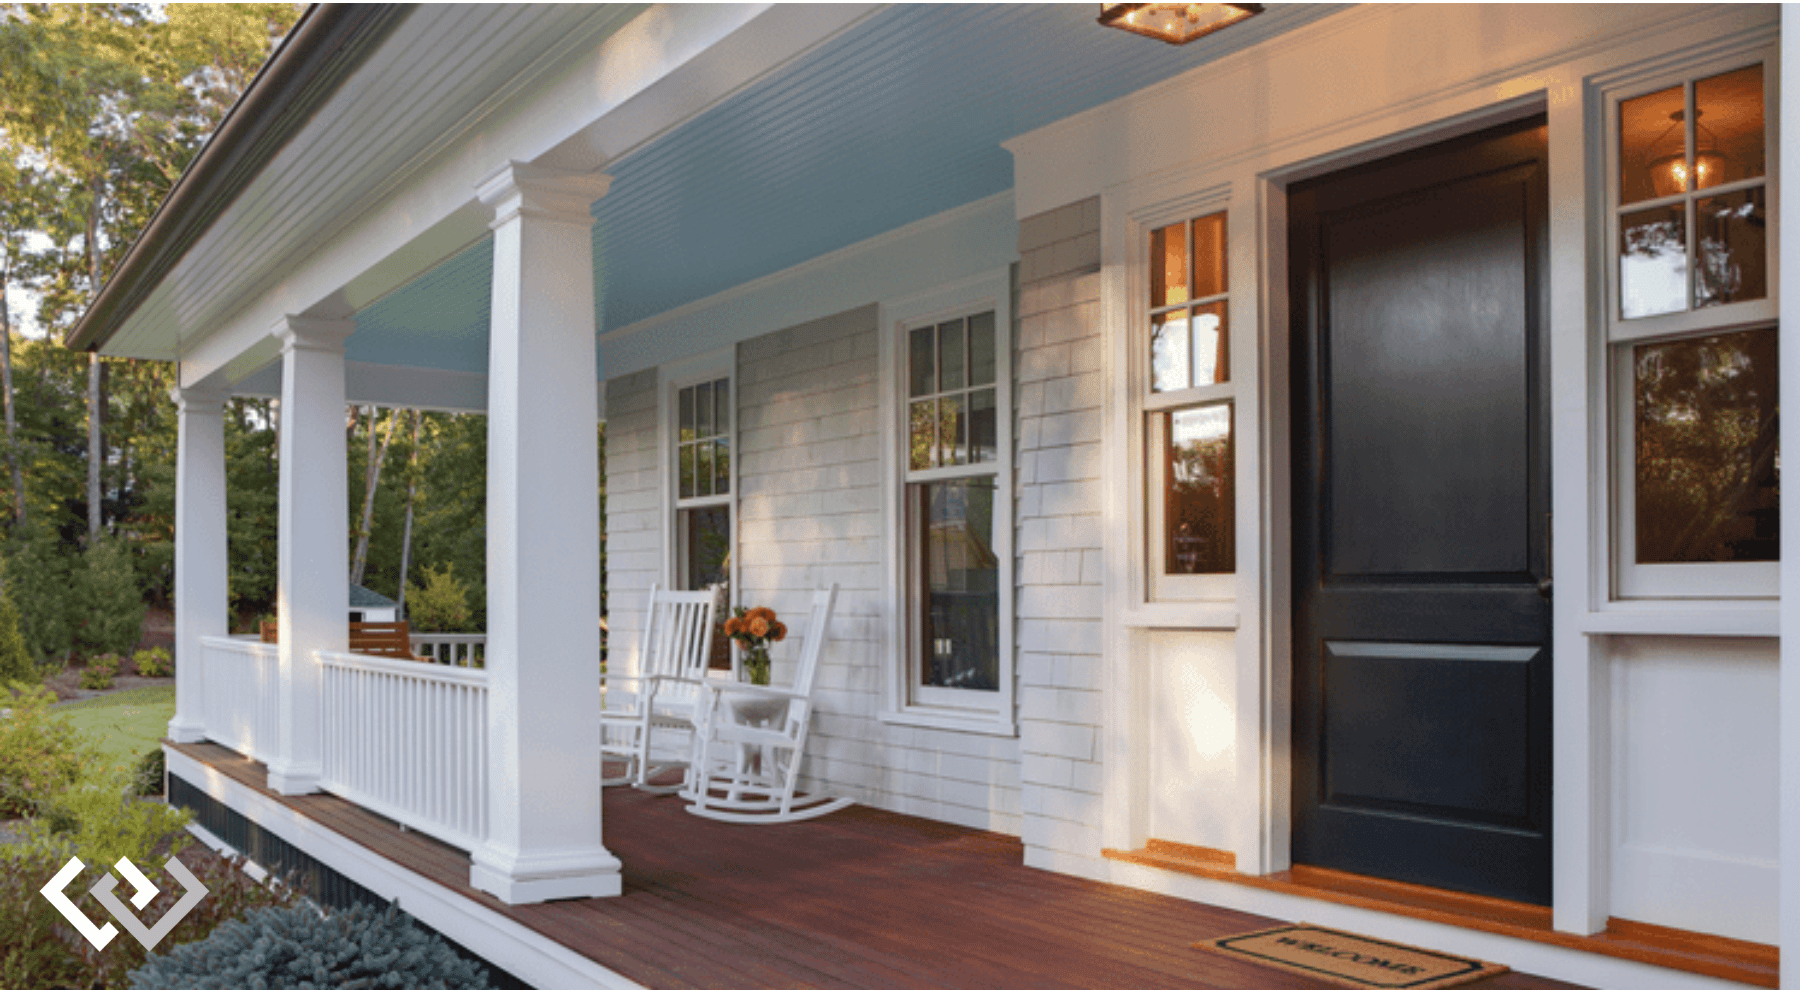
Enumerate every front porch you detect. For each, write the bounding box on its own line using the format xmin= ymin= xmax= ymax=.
xmin=164 ymin=738 xmax=1583 ymax=990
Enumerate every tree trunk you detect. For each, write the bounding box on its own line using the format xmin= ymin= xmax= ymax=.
xmin=0 ymin=260 xmax=24 ymax=525
xmin=396 ymin=409 xmax=421 ymax=611
xmin=85 ymin=179 xmax=104 ymax=543
xmin=349 ymin=406 xmax=398 ymax=586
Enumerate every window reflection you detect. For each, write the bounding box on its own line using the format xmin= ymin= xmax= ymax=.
xmin=1695 ymin=187 xmax=1766 ymax=308
xmin=1163 ymin=405 xmax=1235 ymax=574
xmin=1635 ymin=328 xmax=1778 ymax=563
xmin=913 ymin=479 xmax=999 ymax=691
xmin=1620 ymin=205 xmax=1686 ymax=319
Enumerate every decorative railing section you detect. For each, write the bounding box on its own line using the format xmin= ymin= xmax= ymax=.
xmin=317 ymin=650 xmax=489 ymax=851
xmin=199 ymin=636 xmax=282 ymax=764
xmin=409 ymin=633 xmax=486 ymax=667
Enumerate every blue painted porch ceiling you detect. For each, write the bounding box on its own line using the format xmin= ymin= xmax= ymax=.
xmin=355 ymin=4 xmax=1333 ymax=372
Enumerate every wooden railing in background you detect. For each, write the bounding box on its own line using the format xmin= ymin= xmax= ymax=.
xmin=316 ymin=650 xmax=489 ymax=851
xmin=409 ymin=633 xmax=485 ymax=667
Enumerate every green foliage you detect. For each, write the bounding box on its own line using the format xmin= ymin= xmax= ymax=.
xmin=0 ymin=590 xmax=30 ymax=686
xmin=60 ymin=685 xmax=174 ymax=773
xmin=0 ymin=846 xmax=296 ymax=990
xmin=132 ymin=646 xmax=171 ymax=677
xmin=1 ymin=526 xmax=75 ymax=663
xmin=77 ymin=538 xmax=145 ymax=656
xmin=0 ymin=846 xmax=91 ymax=990
xmin=407 ymin=562 xmax=473 ymax=633
xmin=5 ymin=763 xmax=190 ymax=870
xmin=80 ymin=653 xmax=119 ymax=690
xmin=133 ymin=746 xmax=163 ymax=797
xmin=128 ymin=900 xmax=493 ymax=990
xmin=0 ymin=683 xmax=92 ymax=817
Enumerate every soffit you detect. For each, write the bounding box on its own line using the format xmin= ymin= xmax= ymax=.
xmin=102 ymin=4 xmax=636 ymax=361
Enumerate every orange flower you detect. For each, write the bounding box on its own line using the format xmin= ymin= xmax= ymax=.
xmin=748 ymin=616 xmax=771 ymax=638
xmin=751 ymin=606 xmax=775 ymax=623
xmin=770 ymin=621 xmax=787 ymax=642
xmin=723 ymin=616 xmax=742 ymax=636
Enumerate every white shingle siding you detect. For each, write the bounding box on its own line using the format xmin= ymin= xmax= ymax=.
xmin=602 ymin=368 xmax=660 ymax=675
xmin=736 ymin=303 xmax=1023 ymax=835
xmin=1013 ymin=196 xmax=1105 ymax=872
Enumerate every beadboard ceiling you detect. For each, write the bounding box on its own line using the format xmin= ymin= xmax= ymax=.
xmin=349 ymin=3 xmax=1340 ymax=376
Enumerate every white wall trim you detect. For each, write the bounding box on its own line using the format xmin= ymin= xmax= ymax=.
xmin=602 ymin=192 xmax=1017 ymax=380
xmin=876 ymin=267 xmax=1017 ymax=736
xmin=164 ymin=747 xmax=646 ymax=990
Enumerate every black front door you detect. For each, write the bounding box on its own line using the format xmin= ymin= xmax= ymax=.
xmin=1288 ymin=116 xmax=1553 ymax=905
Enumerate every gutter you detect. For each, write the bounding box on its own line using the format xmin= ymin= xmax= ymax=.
xmin=63 ymin=3 xmax=412 ymax=354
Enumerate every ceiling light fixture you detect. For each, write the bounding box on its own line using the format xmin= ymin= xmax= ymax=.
xmin=1098 ymin=3 xmax=1263 ymax=45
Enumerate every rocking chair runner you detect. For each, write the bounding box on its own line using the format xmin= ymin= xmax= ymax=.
xmin=599 ymin=585 xmax=716 ymax=791
xmin=683 ymin=585 xmax=852 ymax=823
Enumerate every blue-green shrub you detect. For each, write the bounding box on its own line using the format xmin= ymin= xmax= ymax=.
xmin=128 ymin=900 xmax=492 ymax=990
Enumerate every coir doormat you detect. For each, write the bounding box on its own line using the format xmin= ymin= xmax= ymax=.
xmin=1196 ymin=924 xmax=1509 ymax=989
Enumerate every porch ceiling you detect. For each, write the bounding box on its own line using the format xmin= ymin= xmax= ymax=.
xmin=347 ymin=3 xmax=1344 ymax=380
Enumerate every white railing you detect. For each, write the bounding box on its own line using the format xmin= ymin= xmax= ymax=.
xmin=199 ymin=636 xmax=282 ymax=764
xmin=317 ymin=650 xmax=489 ymax=851
xmin=409 ymin=633 xmax=485 ymax=667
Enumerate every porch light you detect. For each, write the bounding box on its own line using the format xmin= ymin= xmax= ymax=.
xmin=1648 ymin=108 xmax=1728 ymax=198
xmin=1098 ymin=3 xmax=1263 ymax=45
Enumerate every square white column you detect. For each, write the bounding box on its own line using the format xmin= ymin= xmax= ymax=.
xmin=468 ymin=162 xmax=620 ymax=903
xmin=265 ymin=316 xmax=353 ymax=795
xmin=167 ymin=386 xmax=228 ymax=744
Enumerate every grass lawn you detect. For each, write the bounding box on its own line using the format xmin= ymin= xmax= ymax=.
xmin=59 ymin=685 xmax=175 ymax=771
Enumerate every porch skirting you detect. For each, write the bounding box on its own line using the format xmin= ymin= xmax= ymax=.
xmin=164 ymin=745 xmax=641 ymax=990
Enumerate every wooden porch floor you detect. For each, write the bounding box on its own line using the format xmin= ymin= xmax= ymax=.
xmin=168 ymin=741 xmax=1591 ymax=990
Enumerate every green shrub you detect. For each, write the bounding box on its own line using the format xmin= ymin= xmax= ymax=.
xmin=0 ymin=846 xmax=297 ymax=990
xmin=407 ymin=562 xmax=473 ymax=632
xmin=0 ymin=529 xmax=76 ymax=664
xmin=5 ymin=764 xmax=191 ymax=871
xmin=0 ymin=683 xmax=92 ymax=818
xmin=132 ymin=647 xmax=173 ymax=678
xmin=77 ymin=539 xmax=146 ymax=658
xmin=128 ymin=900 xmax=492 ymax=990
xmin=0 ymin=592 xmax=30 ymax=687
xmin=81 ymin=653 xmax=120 ymax=690
xmin=133 ymin=747 xmax=165 ymax=797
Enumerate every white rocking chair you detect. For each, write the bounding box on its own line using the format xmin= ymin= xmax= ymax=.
xmin=599 ymin=584 xmax=716 ymax=792
xmin=683 ymin=585 xmax=852 ymax=823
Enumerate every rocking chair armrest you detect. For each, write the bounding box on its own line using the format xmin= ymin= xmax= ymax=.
xmin=599 ymin=672 xmax=654 ymax=685
xmin=705 ymin=681 xmax=807 ymax=704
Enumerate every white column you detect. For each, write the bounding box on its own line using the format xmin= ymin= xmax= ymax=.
xmin=265 ymin=316 xmax=352 ymax=795
xmin=469 ymin=162 xmax=619 ymax=904
xmin=1779 ymin=8 xmax=1798 ymax=984
xmin=167 ymin=386 xmax=228 ymax=744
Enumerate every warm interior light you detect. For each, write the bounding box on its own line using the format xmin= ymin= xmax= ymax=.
xmin=1647 ymin=108 xmax=1730 ymax=198
xmin=1098 ymin=3 xmax=1263 ymax=45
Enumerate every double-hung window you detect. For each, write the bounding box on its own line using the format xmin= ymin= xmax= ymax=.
xmin=1606 ymin=50 xmax=1778 ymax=599
xmin=674 ymin=375 xmax=731 ymax=592
xmin=1143 ymin=209 xmax=1236 ymax=600
xmin=887 ymin=277 xmax=1014 ymax=730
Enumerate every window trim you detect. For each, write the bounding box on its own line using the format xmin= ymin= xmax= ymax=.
xmin=659 ymin=351 xmax=736 ymax=595
xmin=1129 ymin=193 xmax=1241 ymax=603
xmin=1601 ymin=42 xmax=1781 ymax=600
xmin=878 ymin=270 xmax=1016 ymax=736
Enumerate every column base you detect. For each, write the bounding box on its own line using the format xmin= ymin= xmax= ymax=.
xmin=265 ymin=761 xmax=322 ymax=795
xmin=165 ymin=718 xmax=208 ymax=744
xmin=469 ymin=844 xmax=622 ymax=904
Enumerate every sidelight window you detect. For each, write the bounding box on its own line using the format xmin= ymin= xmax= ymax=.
xmin=673 ymin=375 xmax=732 ymax=592
xmin=1144 ymin=210 xmax=1236 ymax=600
xmin=1607 ymin=51 xmax=1778 ymax=599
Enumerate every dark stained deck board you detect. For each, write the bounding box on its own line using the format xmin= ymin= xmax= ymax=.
xmin=168 ymin=742 xmax=1590 ymax=990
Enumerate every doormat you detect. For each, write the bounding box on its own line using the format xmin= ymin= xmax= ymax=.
xmin=1196 ymin=924 xmax=1509 ymax=989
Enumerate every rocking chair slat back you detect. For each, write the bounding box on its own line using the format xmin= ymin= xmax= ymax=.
xmin=641 ymin=585 xmax=716 ymax=710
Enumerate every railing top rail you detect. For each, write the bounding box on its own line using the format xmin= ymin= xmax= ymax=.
xmin=200 ymin=635 xmax=279 ymax=659
xmin=408 ymin=633 xmax=487 ymax=644
xmin=315 ymin=649 xmax=488 ymax=686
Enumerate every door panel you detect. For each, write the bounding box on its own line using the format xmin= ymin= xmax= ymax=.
xmin=1290 ymin=116 xmax=1552 ymax=905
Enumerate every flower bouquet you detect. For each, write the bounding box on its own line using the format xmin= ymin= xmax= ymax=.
xmin=722 ymin=606 xmax=787 ymax=685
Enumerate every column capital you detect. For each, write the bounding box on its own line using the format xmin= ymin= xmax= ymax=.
xmin=476 ymin=161 xmax=611 ymax=231
xmin=274 ymin=315 xmax=354 ymax=355
xmin=169 ymin=386 xmax=229 ymax=415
